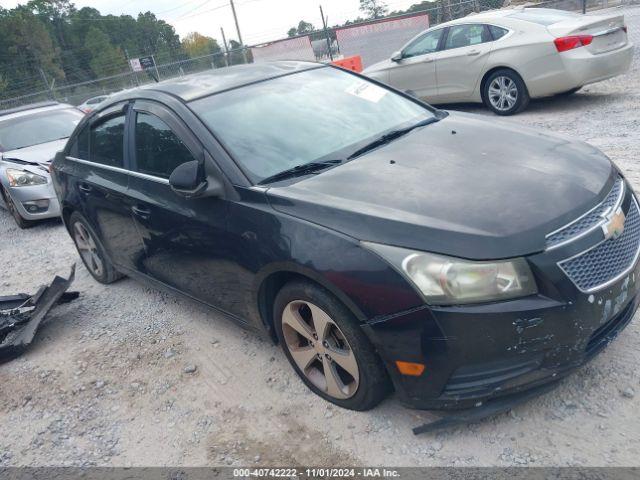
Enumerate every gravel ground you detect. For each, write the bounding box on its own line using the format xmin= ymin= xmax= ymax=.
xmin=1 ymin=6 xmax=639 ymax=467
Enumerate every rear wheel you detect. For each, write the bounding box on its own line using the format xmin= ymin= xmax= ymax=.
xmin=69 ymin=212 xmax=122 ymax=284
xmin=1 ymin=185 xmax=35 ymax=229
xmin=274 ymin=280 xmax=391 ymax=411
xmin=483 ymin=69 xmax=529 ymax=116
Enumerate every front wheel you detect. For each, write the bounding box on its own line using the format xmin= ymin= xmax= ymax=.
xmin=483 ymin=69 xmax=529 ymax=116
xmin=274 ymin=280 xmax=391 ymax=411
xmin=1 ymin=185 xmax=35 ymax=229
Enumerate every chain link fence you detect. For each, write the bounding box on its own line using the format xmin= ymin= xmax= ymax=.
xmin=0 ymin=0 xmax=634 ymax=110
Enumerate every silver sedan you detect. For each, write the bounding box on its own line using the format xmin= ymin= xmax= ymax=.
xmin=0 ymin=102 xmax=83 ymax=228
xmin=364 ymin=8 xmax=633 ymax=115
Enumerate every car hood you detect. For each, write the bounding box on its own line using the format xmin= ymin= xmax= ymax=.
xmin=1 ymin=138 xmax=67 ymax=177
xmin=2 ymin=138 xmax=68 ymax=166
xmin=266 ymin=112 xmax=615 ymax=260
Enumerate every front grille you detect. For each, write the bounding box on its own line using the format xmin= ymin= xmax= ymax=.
xmin=547 ymin=178 xmax=624 ymax=249
xmin=586 ymin=300 xmax=635 ymax=358
xmin=559 ymin=199 xmax=640 ymax=292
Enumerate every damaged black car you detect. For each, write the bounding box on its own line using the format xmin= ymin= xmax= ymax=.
xmin=51 ymin=62 xmax=638 ymax=415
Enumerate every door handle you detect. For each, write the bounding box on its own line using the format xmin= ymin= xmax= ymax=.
xmin=467 ymin=50 xmax=481 ymax=56
xmin=422 ymin=57 xmax=435 ymax=63
xmin=78 ymin=183 xmax=92 ymax=193
xmin=132 ymin=205 xmax=151 ymax=219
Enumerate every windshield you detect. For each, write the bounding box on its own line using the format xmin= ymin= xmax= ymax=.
xmin=191 ymin=67 xmax=434 ymax=183
xmin=0 ymin=108 xmax=84 ymax=151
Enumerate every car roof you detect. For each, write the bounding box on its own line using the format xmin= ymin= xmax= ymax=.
xmin=108 ymin=61 xmax=322 ymax=103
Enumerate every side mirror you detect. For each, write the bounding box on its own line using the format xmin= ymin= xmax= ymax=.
xmin=391 ymin=51 xmax=403 ymax=62
xmin=169 ymin=161 xmax=206 ymax=198
xmin=170 ymin=159 xmax=226 ymax=200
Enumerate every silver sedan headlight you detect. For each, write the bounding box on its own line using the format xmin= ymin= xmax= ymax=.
xmin=363 ymin=242 xmax=537 ymax=305
xmin=6 ymin=168 xmax=47 ymax=187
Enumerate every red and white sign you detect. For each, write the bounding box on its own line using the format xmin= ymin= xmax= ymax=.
xmin=129 ymin=58 xmax=143 ymax=72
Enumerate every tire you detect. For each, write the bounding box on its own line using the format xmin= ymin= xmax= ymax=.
xmin=69 ymin=212 xmax=123 ymax=284
xmin=1 ymin=185 xmax=35 ymax=229
xmin=482 ymin=68 xmax=530 ymax=116
xmin=274 ymin=280 xmax=391 ymax=411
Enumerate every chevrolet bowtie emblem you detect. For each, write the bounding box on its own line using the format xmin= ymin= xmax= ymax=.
xmin=603 ymin=208 xmax=626 ymax=240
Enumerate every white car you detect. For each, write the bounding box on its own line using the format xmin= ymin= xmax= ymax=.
xmin=364 ymin=8 xmax=633 ymax=115
xmin=77 ymin=95 xmax=109 ymax=114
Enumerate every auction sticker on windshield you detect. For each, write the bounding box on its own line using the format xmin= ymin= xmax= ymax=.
xmin=345 ymin=80 xmax=388 ymax=103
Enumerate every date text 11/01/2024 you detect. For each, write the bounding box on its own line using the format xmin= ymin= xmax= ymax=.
xmin=233 ymin=468 xmax=400 ymax=478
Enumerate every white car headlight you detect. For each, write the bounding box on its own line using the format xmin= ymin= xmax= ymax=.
xmin=6 ymin=168 xmax=47 ymax=187
xmin=363 ymin=242 xmax=537 ymax=305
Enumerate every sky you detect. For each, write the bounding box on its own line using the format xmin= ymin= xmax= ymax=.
xmin=0 ymin=0 xmax=421 ymax=46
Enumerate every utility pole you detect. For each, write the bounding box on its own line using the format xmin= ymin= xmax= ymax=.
xmin=320 ymin=5 xmax=333 ymax=61
xmin=229 ymin=0 xmax=248 ymax=63
xmin=221 ymin=27 xmax=230 ymax=67
xmin=151 ymin=54 xmax=161 ymax=82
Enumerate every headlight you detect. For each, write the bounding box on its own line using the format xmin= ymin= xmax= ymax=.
xmin=363 ymin=242 xmax=537 ymax=305
xmin=6 ymin=168 xmax=47 ymax=187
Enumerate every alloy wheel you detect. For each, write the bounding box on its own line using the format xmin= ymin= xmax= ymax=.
xmin=281 ymin=300 xmax=360 ymax=400
xmin=488 ymin=76 xmax=518 ymax=112
xmin=73 ymin=222 xmax=104 ymax=277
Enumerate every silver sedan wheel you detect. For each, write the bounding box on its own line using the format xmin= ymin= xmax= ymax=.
xmin=73 ymin=222 xmax=104 ymax=277
xmin=488 ymin=76 xmax=518 ymax=112
xmin=281 ymin=300 xmax=360 ymax=400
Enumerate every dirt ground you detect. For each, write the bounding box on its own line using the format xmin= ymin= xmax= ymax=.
xmin=1 ymin=6 xmax=639 ymax=468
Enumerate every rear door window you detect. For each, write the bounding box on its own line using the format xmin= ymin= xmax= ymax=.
xmin=444 ymin=24 xmax=491 ymax=50
xmin=68 ymin=125 xmax=89 ymax=158
xmin=134 ymin=112 xmax=195 ymax=179
xmin=89 ymin=115 xmax=125 ymax=168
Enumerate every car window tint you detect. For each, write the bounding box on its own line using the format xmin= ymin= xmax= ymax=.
xmin=69 ymin=124 xmax=89 ymax=158
xmin=89 ymin=115 xmax=125 ymax=167
xmin=135 ymin=112 xmax=195 ymax=178
xmin=403 ymin=29 xmax=443 ymax=58
xmin=489 ymin=25 xmax=509 ymax=40
xmin=445 ymin=24 xmax=491 ymax=50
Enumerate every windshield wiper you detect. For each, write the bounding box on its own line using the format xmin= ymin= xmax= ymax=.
xmin=258 ymin=159 xmax=343 ymax=185
xmin=347 ymin=117 xmax=440 ymax=160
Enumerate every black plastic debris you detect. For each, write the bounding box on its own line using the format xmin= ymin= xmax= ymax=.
xmin=412 ymin=381 xmax=560 ymax=435
xmin=0 ymin=265 xmax=77 ymax=363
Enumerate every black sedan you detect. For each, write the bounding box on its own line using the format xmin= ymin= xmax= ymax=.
xmin=51 ymin=61 xmax=638 ymax=411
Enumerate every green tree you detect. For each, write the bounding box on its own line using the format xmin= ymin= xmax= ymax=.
xmin=84 ymin=26 xmax=127 ymax=77
xmin=182 ymin=32 xmax=221 ymax=58
xmin=287 ymin=20 xmax=315 ymax=37
xmin=359 ymin=0 xmax=389 ymax=19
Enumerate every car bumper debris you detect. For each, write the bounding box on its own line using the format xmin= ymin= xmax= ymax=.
xmin=0 ymin=265 xmax=77 ymax=362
